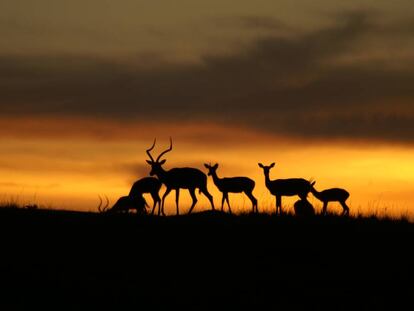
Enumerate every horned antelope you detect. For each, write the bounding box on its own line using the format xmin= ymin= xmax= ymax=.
xmin=204 ymin=163 xmax=258 ymax=214
xmin=98 ymin=195 xmax=148 ymax=214
xmin=129 ymin=177 xmax=162 ymax=215
xmin=97 ymin=196 xmax=109 ymax=212
xmin=146 ymin=138 xmax=215 ymax=215
xmin=258 ymin=162 xmax=313 ymax=215
xmin=310 ymin=181 xmax=350 ymax=216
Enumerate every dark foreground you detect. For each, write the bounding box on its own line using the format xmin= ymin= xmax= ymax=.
xmin=0 ymin=208 xmax=413 ymax=310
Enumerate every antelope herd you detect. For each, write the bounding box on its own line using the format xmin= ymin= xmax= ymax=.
xmin=98 ymin=139 xmax=351 ymax=216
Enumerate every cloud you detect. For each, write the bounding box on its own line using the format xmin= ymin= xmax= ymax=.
xmin=0 ymin=181 xmax=60 ymax=189
xmin=213 ymin=15 xmax=291 ymax=33
xmin=0 ymin=11 xmax=414 ymax=144
xmin=237 ymin=16 xmax=287 ymax=30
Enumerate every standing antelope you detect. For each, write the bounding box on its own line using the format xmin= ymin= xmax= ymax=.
xmin=258 ymin=162 xmax=312 ymax=215
xmin=310 ymin=181 xmax=350 ymax=216
xmin=146 ymin=138 xmax=215 ymax=215
xmin=129 ymin=177 xmax=162 ymax=215
xmin=204 ymin=163 xmax=258 ymax=214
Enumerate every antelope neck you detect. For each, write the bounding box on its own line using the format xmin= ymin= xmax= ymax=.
xmin=311 ymin=187 xmax=322 ymax=198
xmin=211 ymin=171 xmax=221 ymax=185
xmin=264 ymin=171 xmax=272 ymax=188
xmin=155 ymin=166 xmax=168 ymax=182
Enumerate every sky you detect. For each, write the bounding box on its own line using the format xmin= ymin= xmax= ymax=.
xmin=1 ymin=1 xmax=414 ymax=216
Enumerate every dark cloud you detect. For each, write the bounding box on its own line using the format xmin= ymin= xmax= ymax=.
xmin=1 ymin=11 xmax=414 ymax=143
xmin=214 ymin=15 xmax=291 ymax=33
xmin=238 ymin=16 xmax=287 ymax=30
xmin=119 ymin=163 xmax=150 ymax=179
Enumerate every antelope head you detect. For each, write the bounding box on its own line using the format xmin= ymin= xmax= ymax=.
xmin=258 ymin=162 xmax=275 ymax=174
xmin=146 ymin=137 xmax=173 ymax=176
xmin=204 ymin=163 xmax=219 ymax=176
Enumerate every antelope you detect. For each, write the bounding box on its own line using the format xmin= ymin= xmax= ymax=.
xmin=129 ymin=177 xmax=162 ymax=215
xmin=146 ymin=138 xmax=215 ymax=215
xmin=293 ymin=198 xmax=315 ymax=217
xmin=310 ymin=181 xmax=350 ymax=216
xmin=97 ymin=195 xmax=109 ymax=212
xmin=204 ymin=163 xmax=258 ymax=214
xmin=98 ymin=195 xmax=148 ymax=214
xmin=258 ymin=162 xmax=312 ymax=215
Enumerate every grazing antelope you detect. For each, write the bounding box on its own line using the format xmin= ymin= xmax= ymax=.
xmin=258 ymin=162 xmax=312 ymax=215
xmin=129 ymin=177 xmax=162 ymax=215
xmin=294 ymin=198 xmax=315 ymax=217
xmin=204 ymin=163 xmax=258 ymax=214
xmin=310 ymin=181 xmax=350 ymax=216
xmin=98 ymin=195 xmax=148 ymax=214
xmin=146 ymin=138 xmax=215 ymax=215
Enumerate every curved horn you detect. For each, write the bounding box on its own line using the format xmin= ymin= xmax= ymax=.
xmin=103 ymin=195 xmax=110 ymax=212
xmin=98 ymin=195 xmax=110 ymax=213
xmin=97 ymin=195 xmax=103 ymax=213
xmin=156 ymin=137 xmax=173 ymax=162
xmin=146 ymin=138 xmax=156 ymax=162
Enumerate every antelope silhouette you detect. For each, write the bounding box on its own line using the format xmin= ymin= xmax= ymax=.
xmin=310 ymin=181 xmax=350 ymax=216
xmin=293 ymin=198 xmax=315 ymax=217
xmin=258 ymin=162 xmax=312 ymax=215
xmin=204 ymin=163 xmax=258 ymax=214
xmin=146 ymin=138 xmax=215 ymax=215
xmin=98 ymin=195 xmax=148 ymax=214
xmin=97 ymin=195 xmax=109 ymax=212
xmin=129 ymin=177 xmax=162 ymax=215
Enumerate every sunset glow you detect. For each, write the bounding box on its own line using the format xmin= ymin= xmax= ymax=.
xmin=3 ymin=2 xmax=414 ymax=310
xmin=1 ymin=117 xmax=413 ymax=218
xmin=1 ymin=1 xmax=414 ymax=219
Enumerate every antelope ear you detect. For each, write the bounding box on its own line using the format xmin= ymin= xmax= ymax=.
xmin=214 ymin=163 xmax=219 ymax=168
xmin=258 ymin=163 xmax=264 ymax=168
xmin=204 ymin=163 xmax=210 ymax=169
xmin=146 ymin=160 xmax=152 ymax=165
xmin=270 ymin=162 xmax=275 ymax=168
xmin=311 ymin=181 xmax=316 ymax=186
xmin=159 ymin=159 xmax=166 ymax=165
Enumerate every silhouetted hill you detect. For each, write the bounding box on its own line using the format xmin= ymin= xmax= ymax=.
xmin=0 ymin=207 xmax=413 ymax=310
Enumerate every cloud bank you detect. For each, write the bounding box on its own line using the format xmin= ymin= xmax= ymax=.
xmin=1 ymin=11 xmax=414 ymax=144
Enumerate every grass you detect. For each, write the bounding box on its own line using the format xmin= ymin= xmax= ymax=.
xmin=0 ymin=202 xmax=413 ymax=309
xmin=0 ymin=199 xmax=412 ymax=221
xmin=1 ymin=199 xmax=413 ymax=224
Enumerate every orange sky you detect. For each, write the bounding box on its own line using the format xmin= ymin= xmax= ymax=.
xmin=1 ymin=117 xmax=413 ymax=219
xmin=1 ymin=2 xmax=414 ymax=219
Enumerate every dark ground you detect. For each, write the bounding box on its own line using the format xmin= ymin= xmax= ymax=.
xmin=0 ymin=207 xmax=413 ymax=310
